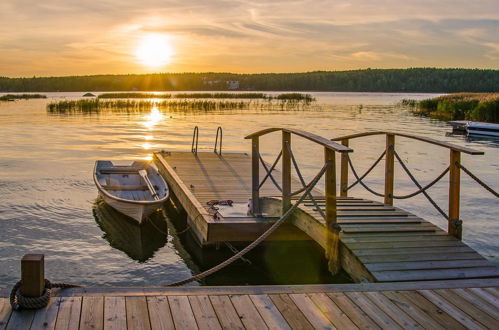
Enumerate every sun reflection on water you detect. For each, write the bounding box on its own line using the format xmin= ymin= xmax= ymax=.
xmin=142 ymin=106 xmax=164 ymax=129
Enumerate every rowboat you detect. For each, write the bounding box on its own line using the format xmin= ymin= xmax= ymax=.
xmin=93 ymin=160 xmax=169 ymax=223
xmin=466 ymin=121 xmax=499 ymax=137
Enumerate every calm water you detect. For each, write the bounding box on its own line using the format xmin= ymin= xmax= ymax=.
xmin=1 ymin=92 xmax=498 ymax=288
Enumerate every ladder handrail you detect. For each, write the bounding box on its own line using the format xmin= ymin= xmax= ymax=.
xmin=191 ymin=126 xmax=199 ymax=155
xmin=214 ymin=126 xmax=222 ymax=155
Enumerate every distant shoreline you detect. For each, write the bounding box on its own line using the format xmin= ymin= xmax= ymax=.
xmin=1 ymin=68 xmax=498 ymax=93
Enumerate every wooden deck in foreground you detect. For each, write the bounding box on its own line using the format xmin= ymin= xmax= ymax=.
xmin=154 ymin=151 xmax=499 ymax=284
xmin=1 ymin=280 xmax=499 ymax=329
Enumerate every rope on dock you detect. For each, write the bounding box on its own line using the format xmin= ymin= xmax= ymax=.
xmin=390 ymin=166 xmax=450 ymax=199
xmin=165 ymin=160 xmax=332 ymax=286
xmin=10 ymin=279 xmax=81 ymax=311
xmin=457 ymin=162 xmax=499 ymax=198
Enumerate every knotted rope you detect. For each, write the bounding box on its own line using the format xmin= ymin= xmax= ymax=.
xmin=10 ymin=279 xmax=81 ymax=311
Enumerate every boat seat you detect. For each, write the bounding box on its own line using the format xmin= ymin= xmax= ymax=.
xmin=103 ymin=185 xmax=152 ymax=191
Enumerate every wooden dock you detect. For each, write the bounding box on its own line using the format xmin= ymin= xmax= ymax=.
xmin=2 ymin=279 xmax=499 ymax=329
xmin=153 ymin=128 xmax=499 ymax=283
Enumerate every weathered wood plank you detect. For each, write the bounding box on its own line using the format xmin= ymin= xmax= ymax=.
xmin=5 ymin=310 xmax=34 ymax=330
xmin=358 ymin=252 xmax=486 ymax=263
xmin=209 ymin=295 xmax=244 ymax=329
xmin=188 ymin=295 xmax=221 ymax=330
xmin=146 ymin=296 xmax=174 ymax=330
xmin=308 ymin=293 xmax=358 ymax=329
xmin=168 ymin=296 xmax=198 ymax=330
xmin=249 ymin=295 xmax=290 ymax=330
xmin=382 ymin=291 xmax=445 ymax=330
xmin=345 ymin=239 xmax=466 ymax=250
xmin=365 ymin=259 xmax=492 ymax=272
xmin=126 ymin=297 xmax=151 ymax=330
xmin=55 ymin=297 xmax=82 ymax=330
xmin=418 ymin=290 xmax=486 ymax=329
xmin=80 ymin=296 xmax=103 ymax=330
xmin=0 ymin=299 xmax=12 ymax=330
xmin=104 ymin=297 xmax=126 ymax=330
xmin=31 ymin=297 xmax=60 ymax=330
xmin=468 ymin=288 xmax=499 ymax=307
xmin=326 ymin=292 xmax=380 ymax=330
xmin=289 ymin=293 xmax=334 ymax=329
xmin=230 ymin=295 xmax=268 ymax=330
xmin=455 ymin=289 xmax=499 ymax=317
xmin=373 ymin=267 xmax=499 ymax=282
xmin=363 ymin=291 xmax=421 ymax=329
xmin=345 ymin=292 xmax=402 ymax=329
xmin=269 ymin=294 xmax=313 ymax=330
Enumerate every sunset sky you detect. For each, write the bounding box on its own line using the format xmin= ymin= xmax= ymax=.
xmin=1 ymin=0 xmax=498 ymax=77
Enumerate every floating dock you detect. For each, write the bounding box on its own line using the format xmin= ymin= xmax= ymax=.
xmin=2 ymin=279 xmax=499 ymax=329
xmin=153 ymin=128 xmax=499 ymax=283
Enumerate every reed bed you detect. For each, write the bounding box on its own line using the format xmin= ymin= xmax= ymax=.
xmin=411 ymin=93 xmax=499 ymax=123
xmin=0 ymin=93 xmax=46 ymax=101
xmin=96 ymin=92 xmax=314 ymax=102
xmin=46 ymin=98 xmax=314 ymax=113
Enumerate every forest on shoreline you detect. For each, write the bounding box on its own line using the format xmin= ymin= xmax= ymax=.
xmin=1 ymin=68 xmax=498 ymax=93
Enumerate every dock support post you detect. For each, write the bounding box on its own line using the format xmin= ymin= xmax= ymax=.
xmin=282 ymin=131 xmax=292 ymax=214
xmin=340 ymin=139 xmax=349 ymax=197
xmin=384 ymin=134 xmax=395 ymax=205
xmin=251 ymin=137 xmax=260 ymax=216
xmin=449 ymin=150 xmax=462 ymax=240
xmin=21 ymin=254 xmax=45 ymax=297
xmin=325 ymin=148 xmax=341 ymax=275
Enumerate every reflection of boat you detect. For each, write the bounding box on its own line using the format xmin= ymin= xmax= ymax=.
xmin=93 ymin=198 xmax=168 ymax=262
xmin=93 ymin=160 xmax=169 ymax=222
xmin=466 ymin=122 xmax=499 ymax=137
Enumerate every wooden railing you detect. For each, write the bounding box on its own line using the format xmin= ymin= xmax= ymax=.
xmin=245 ymin=128 xmax=352 ymax=273
xmin=332 ymin=131 xmax=484 ymax=240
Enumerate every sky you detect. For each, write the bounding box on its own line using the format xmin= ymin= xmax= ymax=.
xmin=0 ymin=0 xmax=498 ymax=77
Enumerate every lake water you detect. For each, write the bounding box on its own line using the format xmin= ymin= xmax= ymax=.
xmin=0 ymin=92 xmax=498 ymax=288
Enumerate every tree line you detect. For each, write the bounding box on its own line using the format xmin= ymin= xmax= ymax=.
xmin=1 ymin=68 xmax=498 ymax=93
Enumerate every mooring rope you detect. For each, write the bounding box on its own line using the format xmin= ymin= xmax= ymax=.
xmin=391 ymin=166 xmax=450 ymax=199
xmin=393 ymin=148 xmax=448 ymax=219
xmin=10 ymin=279 xmax=81 ymax=311
xmin=164 ymin=161 xmax=332 ymax=286
xmin=457 ymin=162 xmax=499 ymax=198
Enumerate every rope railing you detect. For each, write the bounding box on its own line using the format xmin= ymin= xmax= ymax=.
xmin=390 ymin=166 xmax=450 ymax=200
xmin=285 ymin=141 xmax=326 ymax=219
xmin=457 ymin=162 xmax=499 ymax=198
xmin=258 ymin=151 xmax=282 ymax=192
xmin=346 ymin=154 xmax=385 ymax=198
xmin=392 ymin=148 xmax=448 ymax=219
xmin=344 ymin=150 xmax=386 ymax=192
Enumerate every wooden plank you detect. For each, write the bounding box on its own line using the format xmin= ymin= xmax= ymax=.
xmin=289 ymin=294 xmax=334 ymax=329
xmin=483 ymin=287 xmax=499 ymax=298
xmin=455 ymin=289 xmax=499 ymax=317
xmin=126 ymin=297 xmax=151 ymax=330
xmin=31 ymin=297 xmax=60 ymax=330
xmin=358 ymin=252 xmax=485 ymax=263
xmin=80 ymin=296 xmax=103 ymax=330
xmin=269 ymin=294 xmax=313 ymax=330
xmin=147 ymin=296 xmax=175 ymax=330
xmin=468 ymin=288 xmax=499 ymax=306
xmin=5 ymin=310 xmax=34 ymax=330
xmin=168 ymin=296 xmax=198 ymax=330
xmin=55 ymin=297 xmax=82 ymax=330
xmin=400 ymin=291 xmax=466 ymax=330
xmin=418 ymin=290 xmax=486 ymax=329
xmin=363 ymin=291 xmax=421 ymax=329
xmin=209 ymin=295 xmax=244 ymax=329
xmin=308 ymin=293 xmax=358 ymax=329
xmin=434 ymin=289 xmax=499 ymax=328
xmin=448 ymin=150 xmax=461 ymax=239
xmin=346 ymin=239 xmax=465 ymax=250
xmin=104 ymin=297 xmax=126 ymax=330
xmin=373 ymin=267 xmax=499 ymax=282
xmin=365 ymin=259 xmax=493 ymax=272
xmin=326 ymin=292 xmax=380 ymax=330
xmin=230 ymin=295 xmax=268 ymax=330
xmin=382 ymin=291 xmax=445 ymax=330
xmin=384 ymin=133 xmax=395 ymax=205
xmin=0 ymin=299 xmax=11 ymax=330
xmin=341 ymin=233 xmax=455 ymax=243
xmin=188 ymin=295 xmax=221 ymax=330
xmin=249 ymin=295 xmax=290 ymax=330
xmin=353 ymin=246 xmax=474 ymax=256
xmin=345 ymin=292 xmax=402 ymax=329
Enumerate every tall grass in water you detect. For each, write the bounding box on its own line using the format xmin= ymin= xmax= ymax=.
xmin=0 ymin=94 xmax=46 ymax=101
xmin=98 ymin=93 xmax=172 ymax=99
xmin=414 ymin=93 xmax=499 ymax=123
xmin=97 ymin=92 xmax=314 ymax=101
xmin=47 ymin=98 xmax=314 ymax=113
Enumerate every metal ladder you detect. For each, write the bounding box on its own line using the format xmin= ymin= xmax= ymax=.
xmin=191 ymin=126 xmax=223 ymax=155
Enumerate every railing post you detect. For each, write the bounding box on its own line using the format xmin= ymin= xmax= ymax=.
xmin=325 ymin=148 xmax=341 ymax=275
xmin=21 ymin=254 xmax=45 ymax=297
xmin=251 ymin=136 xmax=260 ymax=216
xmin=449 ymin=150 xmax=462 ymax=239
xmin=282 ymin=131 xmax=292 ymax=214
xmin=340 ymin=139 xmax=349 ymax=197
xmin=384 ymin=134 xmax=395 ymax=205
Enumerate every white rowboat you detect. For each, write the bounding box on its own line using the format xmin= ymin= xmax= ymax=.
xmin=466 ymin=122 xmax=499 ymax=137
xmin=94 ymin=160 xmax=169 ymax=223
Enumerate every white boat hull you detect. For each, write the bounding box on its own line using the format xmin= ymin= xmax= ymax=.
xmin=99 ymin=192 xmax=162 ymax=223
xmin=466 ymin=122 xmax=499 ymax=137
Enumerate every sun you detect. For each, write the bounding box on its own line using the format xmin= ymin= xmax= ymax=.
xmin=135 ymin=34 xmax=173 ymax=67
